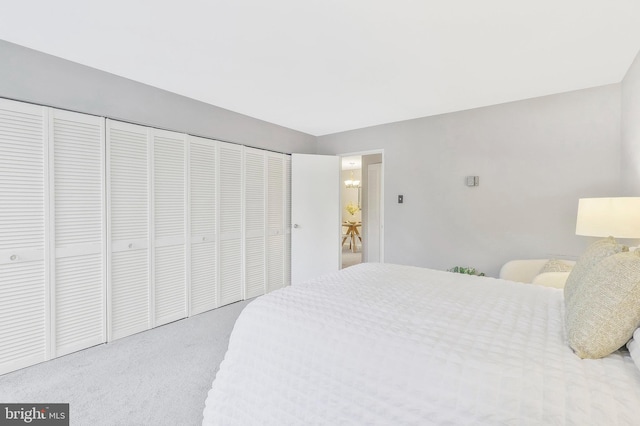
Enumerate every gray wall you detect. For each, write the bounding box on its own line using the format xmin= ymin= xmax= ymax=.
xmin=319 ymin=85 xmax=622 ymax=277
xmin=622 ymin=49 xmax=640 ymax=195
xmin=0 ymin=40 xmax=316 ymax=154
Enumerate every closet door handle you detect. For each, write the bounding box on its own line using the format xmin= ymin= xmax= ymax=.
xmin=293 ymin=224 xmax=299 ymax=228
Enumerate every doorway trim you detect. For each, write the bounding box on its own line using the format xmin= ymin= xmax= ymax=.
xmin=339 ymin=149 xmax=384 ymax=264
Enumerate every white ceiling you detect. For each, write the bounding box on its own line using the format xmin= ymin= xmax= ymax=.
xmin=1 ymin=1 xmax=639 ymax=136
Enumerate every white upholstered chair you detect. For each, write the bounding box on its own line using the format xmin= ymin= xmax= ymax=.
xmin=499 ymin=259 xmax=576 ymax=289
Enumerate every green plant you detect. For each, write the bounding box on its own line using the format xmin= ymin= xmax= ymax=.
xmin=448 ymin=266 xmax=485 ymax=276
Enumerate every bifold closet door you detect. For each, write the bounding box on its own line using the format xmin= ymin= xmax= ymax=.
xmin=189 ymin=136 xmax=217 ymax=315
xmin=284 ymin=155 xmax=292 ymax=287
xmin=266 ymin=153 xmax=285 ymax=293
xmin=0 ymin=99 xmax=48 ymax=375
xmin=50 ymin=109 xmax=105 ymax=357
xmin=152 ymin=129 xmax=187 ymax=326
xmin=107 ymin=120 xmax=150 ymax=341
xmin=218 ymin=142 xmax=243 ymax=306
xmin=244 ymin=148 xmax=266 ymax=299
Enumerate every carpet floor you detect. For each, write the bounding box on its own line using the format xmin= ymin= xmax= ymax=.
xmin=342 ymin=247 xmax=362 ymax=269
xmin=0 ymin=299 xmax=251 ymax=426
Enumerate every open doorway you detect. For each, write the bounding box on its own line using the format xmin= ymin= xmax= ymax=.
xmin=340 ymin=152 xmax=384 ymax=269
xmin=341 ymin=156 xmax=362 ymax=268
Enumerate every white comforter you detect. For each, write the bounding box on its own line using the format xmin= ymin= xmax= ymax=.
xmin=203 ymin=263 xmax=640 ymax=425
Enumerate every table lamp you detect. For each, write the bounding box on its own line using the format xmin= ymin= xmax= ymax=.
xmin=575 ymin=197 xmax=640 ymax=238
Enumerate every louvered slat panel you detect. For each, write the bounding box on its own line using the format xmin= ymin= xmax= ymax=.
xmin=285 ymin=155 xmax=292 ymax=286
xmin=190 ymin=138 xmax=216 ymax=236
xmin=52 ymin=110 xmax=105 ymax=356
xmin=219 ymin=143 xmax=242 ymax=236
xmin=189 ymin=137 xmax=217 ymax=315
xmin=0 ymin=99 xmax=46 ymax=375
xmin=244 ymin=149 xmax=265 ymax=234
xmin=154 ymin=133 xmax=185 ymax=240
xmin=55 ymin=254 xmax=103 ymax=355
xmin=244 ymin=148 xmax=265 ymax=298
xmin=245 ymin=237 xmax=265 ymax=299
xmin=267 ymin=236 xmax=285 ymax=293
xmin=266 ymin=153 xmax=285 ymax=293
xmin=219 ymin=239 xmax=242 ymax=306
xmin=153 ymin=131 xmax=186 ymax=326
xmin=53 ymin=114 xmax=103 ymax=247
xmin=267 ymin=154 xmax=284 ymax=231
xmin=109 ymin=125 xmax=148 ymax=241
xmin=154 ymin=245 xmax=186 ymax=325
xmin=108 ymin=120 xmax=150 ymax=340
xmin=0 ymin=101 xmax=44 ymax=252
xmin=0 ymin=261 xmax=45 ymax=375
xmin=190 ymin=242 xmax=216 ymax=314
xmin=110 ymin=250 xmax=149 ymax=339
xmin=218 ymin=142 xmax=243 ymax=306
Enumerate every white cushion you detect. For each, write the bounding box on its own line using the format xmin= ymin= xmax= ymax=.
xmin=626 ymin=328 xmax=640 ymax=371
xmin=531 ymin=272 xmax=571 ymax=289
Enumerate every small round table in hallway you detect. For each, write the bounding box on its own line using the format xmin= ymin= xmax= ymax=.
xmin=342 ymin=221 xmax=362 ymax=252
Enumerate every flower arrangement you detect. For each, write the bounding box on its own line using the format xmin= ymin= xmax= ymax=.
xmin=447 ymin=266 xmax=485 ymax=276
xmin=345 ymin=202 xmax=360 ymax=216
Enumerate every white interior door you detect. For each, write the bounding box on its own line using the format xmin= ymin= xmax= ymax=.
xmin=50 ymin=109 xmax=106 ymax=357
xmin=367 ymin=163 xmax=382 ymax=263
xmin=291 ymin=154 xmax=340 ymax=284
xmin=151 ymin=129 xmax=187 ymax=327
xmin=266 ymin=152 xmax=285 ymax=293
xmin=0 ymin=99 xmax=48 ymax=375
xmin=188 ymin=136 xmax=217 ymax=315
xmin=107 ymin=120 xmax=151 ymax=341
xmin=218 ymin=142 xmax=243 ymax=306
xmin=244 ymin=147 xmax=266 ymax=299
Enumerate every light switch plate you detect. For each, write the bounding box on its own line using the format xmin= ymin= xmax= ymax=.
xmin=398 ymin=195 xmax=404 ymax=203
xmin=466 ymin=176 xmax=479 ymax=186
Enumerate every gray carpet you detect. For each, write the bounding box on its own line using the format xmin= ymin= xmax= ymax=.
xmin=342 ymin=247 xmax=362 ymax=269
xmin=0 ymin=299 xmax=251 ymax=426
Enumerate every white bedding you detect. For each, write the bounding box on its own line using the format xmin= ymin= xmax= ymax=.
xmin=203 ymin=263 xmax=640 ymax=425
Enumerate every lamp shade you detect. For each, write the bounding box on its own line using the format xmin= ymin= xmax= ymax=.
xmin=576 ymin=197 xmax=640 ymax=238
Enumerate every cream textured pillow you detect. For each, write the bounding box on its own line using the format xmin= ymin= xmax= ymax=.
xmin=566 ymin=251 xmax=640 ymax=359
xmin=539 ymin=259 xmax=573 ymax=274
xmin=563 ymin=237 xmax=628 ymax=305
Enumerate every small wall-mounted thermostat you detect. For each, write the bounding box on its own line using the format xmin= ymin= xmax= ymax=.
xmin=465 ymin=176 xmax=479 ymax=187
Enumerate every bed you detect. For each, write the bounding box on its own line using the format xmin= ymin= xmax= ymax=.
xmin=202 ymin=263 xmax=640 ymax=425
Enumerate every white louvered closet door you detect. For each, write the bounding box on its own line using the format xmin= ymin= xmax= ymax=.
xmin=107 ymin=120 xmax=150 ymax=341
xmin=284 ymin=155 xmax=292 ymax=287
xmin=244 ymin=148 xmax=266 ymax=299
xmin=188 ymin=136 xmax=217 ymax=315
xmin=50 ymin=109 xmax=105 ymax=357
xmin=266 ymin=153 xmax=285 ymax=293
xmin=218 ymin=142 xmax=243 ymax=306
xmin=152 ymin=129 xmax=187 ymax=326
xmin=0 ymin=99 xmax=48 ymax=375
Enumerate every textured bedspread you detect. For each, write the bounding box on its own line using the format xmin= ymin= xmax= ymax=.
xmin=203 ymin=263 xmax=640 ymax=425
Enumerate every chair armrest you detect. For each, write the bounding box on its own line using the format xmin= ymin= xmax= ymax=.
xmin=531 ymin=272 xmax=571 ymax=289
xmin=499 ymin=259 xmax=550 ymax=283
